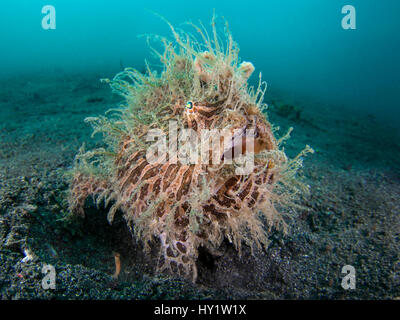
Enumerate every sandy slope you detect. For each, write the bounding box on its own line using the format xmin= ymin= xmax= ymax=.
xmin=0 ymin=72 xmax=399 ymax=299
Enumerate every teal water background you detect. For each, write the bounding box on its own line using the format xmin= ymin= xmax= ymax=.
xmin=1 ymin=0 xmax=399 ymax=130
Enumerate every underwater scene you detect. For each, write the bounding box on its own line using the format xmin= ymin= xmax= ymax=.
xmin=0 ymin=0 xmax=399 ymax=301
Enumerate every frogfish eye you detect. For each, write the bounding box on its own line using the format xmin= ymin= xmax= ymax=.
xmin=186 ymin=101 xmax=193 ymax=109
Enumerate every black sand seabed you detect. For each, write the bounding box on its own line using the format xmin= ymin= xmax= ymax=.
xmin=0 ymin=72 xmax=399 ymax=300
